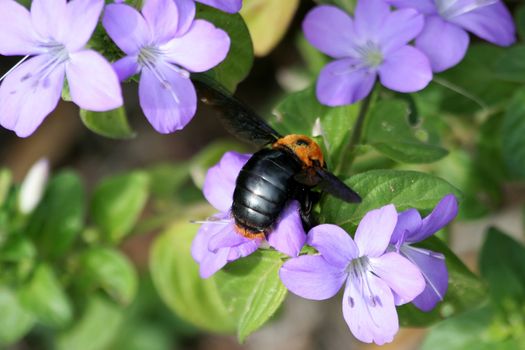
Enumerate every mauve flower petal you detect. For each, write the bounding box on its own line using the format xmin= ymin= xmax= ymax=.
xmin=316 ymin=58 xmax=376 ymax=106
xmin=103 ymin=4 xmax=151 ymax=55
xmin=411 ymin=194 xmax=458 ymax=242
xmin=174 ymin=0 xmax=196 ymax=34
xmin=138 ymin=64 xmax=197 ymax=133
xmin=143 ymin=0 xmax=179 ymax=43
xmin=307 ymin=224 xmax=358 ymax=268
xmin=280 ymin=255 xmax=347 ymax=300
xmin=31 ymin=0 xmax=67 ymax=41
xmin=379 ymin=9 xmax=424 ymax=54
xmin=162 ymin=19 xmax=230 ymax=73
xmin=385 ymin=0 xmax=436 ymax=14
xmin=0 ymin=55 xmax=64 ymax=137
xmin=353 ymin=0 xmax=390 ymax=41
xmin=355 ymin=204 xmax=397 ymax=258
xmin=112 ymin=56 xmax=141 ymax=81
xmin=66 ymin=50 xmax=123 ymax=111
xmin=267 ymin=201 xmax=306 ymax=257
xmin=450 ymin=1 xmax=515 ymax=46
xmin=390 ymin=209 xmax=422 ymax=244
xmin=402 ymin=245 xmax=448 ymax=311
xmin=415 ymin=15 xmax=469 ymax=72
xmin=191 ymin=212 xmax=230 ymax=262
xmin=342 ymin=273 xmax=397 ymax=345
xmin=203 ymin=151 xmax=251 ymax=212
xmin=0 ymin=0 xmax=40 ymax=55
xmin=227 ymin=239 xmax=261 ymax=260
xmin=208 ymin=222 xmax=250 ymax=251
xmin=63 ymin=0 xmax=104 ymax=51
xmin=370 ymin=252 xmax=425 ymax=305
xmin=379 ymin=45 xmax=432 ymax=93
xmin=199 ymin=247 xmax=229 ymax=278
xmin=302 ymin=5 xmax=356 ymax=59
xmin=197 ymin=0 xmax=242 ymax=13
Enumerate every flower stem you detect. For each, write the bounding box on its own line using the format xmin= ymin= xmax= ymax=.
xmin=335 ymin=89 xmax=374 ymax=175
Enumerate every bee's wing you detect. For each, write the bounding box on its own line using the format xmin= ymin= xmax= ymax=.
xmin=315 ymin=169 xmax=362 ymax=203
xmin=192 ymin=74 xmax=282 ymax=146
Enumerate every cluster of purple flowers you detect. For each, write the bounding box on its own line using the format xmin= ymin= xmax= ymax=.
xmin=304 ymin=0 xmax=516 ymax=105
xmin=0 ymin=0 xmax=238 ymax=137
xmin=193 ymin=151 xmax=458 ymax=344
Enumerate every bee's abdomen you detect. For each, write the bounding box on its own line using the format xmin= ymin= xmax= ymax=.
xmin=232 ymin=149 xmax=300 ymax=232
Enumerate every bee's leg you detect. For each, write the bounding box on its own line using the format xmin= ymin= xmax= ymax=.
xmin=298 ymin=190 xmax=320 ymax=232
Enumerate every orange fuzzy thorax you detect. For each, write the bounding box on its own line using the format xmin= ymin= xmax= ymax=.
xmin=273 ymin=134 xmax=325 ymax=168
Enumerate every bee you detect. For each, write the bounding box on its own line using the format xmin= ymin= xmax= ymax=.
xmin=193 ymin=77 xmax=361 ymax=239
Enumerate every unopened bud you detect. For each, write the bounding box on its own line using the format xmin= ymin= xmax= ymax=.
xmin=18 ymin=158 xmax=50 ymax=214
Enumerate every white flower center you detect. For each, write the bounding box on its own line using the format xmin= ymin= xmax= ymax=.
xmin=345 ymin=256 xmax=383 ymax=309
xmin=356 ymin=41 xmax=383 ymax=69
xmin=436 ymin=0 xmax=498 ymax=19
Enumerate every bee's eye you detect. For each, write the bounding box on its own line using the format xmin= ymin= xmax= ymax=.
xmin=295 ymin=139 xmax=310 ymax=146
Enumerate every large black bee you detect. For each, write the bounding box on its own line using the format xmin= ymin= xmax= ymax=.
xmin=193 ymin=76 xmax=361 ymax=240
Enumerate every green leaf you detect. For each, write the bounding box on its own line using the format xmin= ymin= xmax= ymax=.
xmin=398 ymin=236 xmax=487 ymax=326
xmin=240 ymin=0 xmax=299 ymax=56
xmin=76 ymin=247 xmax=138 ymax=305
xmin=0 ymin=169 xmax=12 ymax=208
xmin=0 ymin=287 xmax=34 ymax=346
xmin=150 ymin=220 xmax=236 ymax=333
xmin=91 ymin=171 xmax=149 ymax=243
xmin=27 ymin=171 xmax=85 ymax=260
xmin=493 ymin=45 xmax=525 ymax=83
xmin=502 ymin=87 xmax=525 ymax=179
xmin=516 ymin=5 xmax=525 ymax=41
xmin=19 ymin=264 xmax=73 ymax=328
xmin=321 ymin=170 xmax=461 ymax=230
xmin=296 ymin=34 xmax=329 ymax=78
xmin=57 ymin=296 xmax=124 ymax=350
xmin=432 ymin=44 xmax=519 ymax=115
xmin=80 ymin=107 xmax=136 ymax=140
xmin=147 ymin=163 xmax=190 ymax=200
xmin=421 ymin=305 xmax=494 ymax=350
xmin=479 ymin=228 xmax=525 ymax=311
xmin=197 ymin=5 xmax=253 ymax=91
xmin=316 ymin=0 xmax=356 ymax=13
xmin=215 ymin=250 xmax=287 ymax=342
xmin=190 ymin=140 xmax=245 ymax=189
xmin=365 ymin=100 xmax=448 ymax=163
xmin=271 ymin=87 xmax=357 ymax=164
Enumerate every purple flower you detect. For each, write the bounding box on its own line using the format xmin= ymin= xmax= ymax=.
xmin=386 ymin=0 xmax=516 ymax=72
xmin=192 ymin=151 xmax=306 ymax=278
xmin=303 ymin=0 xmax=432 ymax=106
xmin=102 ymin=0 xmax=230 ymax=134
xmin=389 ymin=194 xmax=458 ymax=311
xmin=196 ymin=0 xmax=242 ymax=13
xmin=280 ymin=205 xmax=425 ymax=345
xmin=0 ymin=0 xmax=123 ymax=137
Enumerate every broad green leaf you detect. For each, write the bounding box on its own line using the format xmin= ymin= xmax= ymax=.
xmin=197 ymin=6 xmax=253 ymax=91
xmin=190 ymin=140 xmax=245 ymax=189
xmin=316 ymin=0 xmax=356 ymax=12
xmin=57 ymin=296 xmax=124 ymax=350
xmin=215 ymin=250 xmax=287 ymax=342
xmin=0 ymin=287 xmax=34 ymax=346
xmin=0 ymin=169 xmax=11 ymax=208
xmin=80 ymin=107 xmax=135 ymax=140
xmin=365 ymin=100 xmax=448 ymax=163
xmin=19 ymin=264 xmax=72 ymax=328
xmin=502 ymin=88 xmax=525 ymax=179
xmin=398 ymin=236 xmax=487 ymax=326
xmin=0 ymin=235 xmax=36 ymax=263
xmin=26 ymin=171 xmax=85 ymax=260
xmin=296 ymin=35 xmax=329 ymax=77
xmin=150 ymin=221 xmax=236 ymax=333
xmin=147 ymin=163 xmax=190 ymax=200
xmin=91 ymin=171 xmax=149 ymax=243
xmin=479 ymin=228 xmax=525 ymax=311
xmin=240 ymin=0 xmax=299 ymax=56
xmin=76 ymin=247 xmax=138 ymax=305
xmin=271 ymin=87 xmax=357 ymax=164
xmin=432 ymin=44 xmax=519 ymax=115
xmin=493 ymin=45 xmax=525 ymax=83
xmin=517 ymin=5 xmax=525 ymax=40
xmin=321 ymin=170 xmax=461 ymax=230
xmin=421 ymin=306 xmax=495 ymax=350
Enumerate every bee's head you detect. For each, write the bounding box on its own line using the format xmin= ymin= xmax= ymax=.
xmin=273 ymin=134 xmax=325 ymax=168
